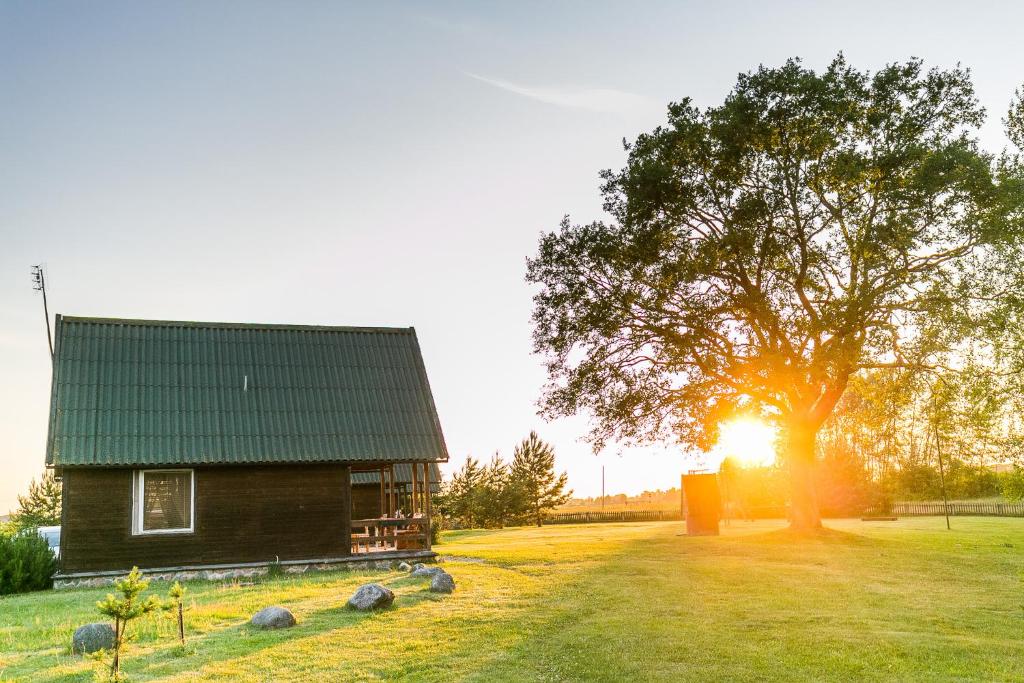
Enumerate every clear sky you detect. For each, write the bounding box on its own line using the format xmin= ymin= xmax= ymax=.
xmin=2 ymin=1 xmax=1023 ymax=513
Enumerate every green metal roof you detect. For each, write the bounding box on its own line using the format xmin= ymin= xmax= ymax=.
xmin=46 ymin=316 xmax=449 ymax=467
xmin=351 ymin=463 xmax=442 ymax=492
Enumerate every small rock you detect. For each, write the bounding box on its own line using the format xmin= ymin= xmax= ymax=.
xmin=430 ymin=571 xmax=456 ymax=594
xmin=410 ymin=565 xmax=443 ymax=578
xmin=72 ymin=623 xmax=116 ymax=654
xmin=250 ymin=606 xmax=297 ymax=629
xmin=347 ymin=583 xmax=395 ymax=611
xmin=397 ymin=561 xmax=412 ymax=572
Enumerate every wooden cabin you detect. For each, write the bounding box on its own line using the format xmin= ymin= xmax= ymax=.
xmin=45 ymin=316 xmax=448 ymax=585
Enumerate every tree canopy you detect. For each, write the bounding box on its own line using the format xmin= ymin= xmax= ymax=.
xmin=527 ymin=55 xmax=1024 ymax=529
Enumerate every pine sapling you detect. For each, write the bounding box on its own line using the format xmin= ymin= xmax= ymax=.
xmin=166 ymin=581 xmax=188 ymax=645
xmin=95 ymin=567 xmax=161 ymax=678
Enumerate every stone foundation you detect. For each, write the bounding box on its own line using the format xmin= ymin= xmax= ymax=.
xmin=53 ymin=552 xmax=438 ymax=589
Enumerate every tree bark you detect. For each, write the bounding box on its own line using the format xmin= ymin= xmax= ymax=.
xmin=787 ymin=422 xmax=822 ymax=531
xmin=112 ymin=617 xmax=121 ymax=675
xmin=177 ymin=603 xmax=185 ymax=644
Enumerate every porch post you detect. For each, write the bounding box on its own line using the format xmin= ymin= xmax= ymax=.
xmin=389 ymin=464 xmax=397 ymax=516
xmin=424 ymin=462 xmax=432 ymax=550
xmin=411 ymin=461 xmax=419 ymax=515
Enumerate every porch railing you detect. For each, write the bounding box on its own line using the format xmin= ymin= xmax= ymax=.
xmin=351 ymin=517 xmax=430 ymax=554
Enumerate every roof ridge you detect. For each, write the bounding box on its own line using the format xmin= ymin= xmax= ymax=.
xmin=58 ymin=315 xmax=416 ymax=334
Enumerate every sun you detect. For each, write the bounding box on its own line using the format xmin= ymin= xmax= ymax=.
xmin=714 ymin=417 xmax=778 ymax=467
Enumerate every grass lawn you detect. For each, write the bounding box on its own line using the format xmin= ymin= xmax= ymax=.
xmin=2 ymin=518 xmax=1023 ymax=681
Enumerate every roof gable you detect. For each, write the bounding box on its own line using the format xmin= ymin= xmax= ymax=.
xmin=46 ymin=316 xmax=449 ymax=467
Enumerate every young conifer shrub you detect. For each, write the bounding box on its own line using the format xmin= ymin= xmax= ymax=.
xmin=166 ymin=581 xmax=188 ymax=646
xmin=95 ymin=567 xmax=161 ymax=680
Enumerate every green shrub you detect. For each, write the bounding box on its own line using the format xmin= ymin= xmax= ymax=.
xmin=0 ymin=530 xmax=58 ymax=594
xmin=430 ymin=514 xmax=444 ymax=546
xmin=1000 ymin=467 xmax=1024 ymax=502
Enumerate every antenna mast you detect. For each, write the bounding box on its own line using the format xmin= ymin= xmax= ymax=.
xmin=31 ymin=265 xmax=54 ymax=361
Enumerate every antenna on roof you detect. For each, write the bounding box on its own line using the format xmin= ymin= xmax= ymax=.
xmin=31 ymin=265 xmax=54 ymax=361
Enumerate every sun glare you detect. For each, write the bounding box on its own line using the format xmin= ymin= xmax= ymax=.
xmin=714 ymin=417 xmax=777 ymax=467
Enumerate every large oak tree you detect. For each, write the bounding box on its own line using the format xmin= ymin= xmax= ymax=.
xmin=527 ymin=56 xmax=1024 ymax=529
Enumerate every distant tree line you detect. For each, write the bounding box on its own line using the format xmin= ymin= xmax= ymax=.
xmin=436 ymin=431 xmax=572 ymax=528
xmin=560 ymin=488 xmax=681 ymax=512
xmin=721 ymin=366 xmax=1024 ymax=516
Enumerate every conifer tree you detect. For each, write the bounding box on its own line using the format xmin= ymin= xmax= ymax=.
xmin=477 ymin=452 xmax=514 ymax=528
xmin=444 ymin=456 xmax=484 ymax=527
xmin=510 ymin=432 xmax=572 ymax=526
xmin=12 ymin=471 xmax=61 ymax=530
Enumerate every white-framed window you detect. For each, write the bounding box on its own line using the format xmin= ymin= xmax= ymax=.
xmin=132 ymin=469 xmax=195 ymax=535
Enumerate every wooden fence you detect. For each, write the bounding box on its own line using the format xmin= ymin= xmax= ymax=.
xmin=544 ymin=510 xmax=682 ymax=524
xmin=544 ymin=501 xmax=1024 ymax=525
xmin=891 ymin=501 xmax=1024 ymax=517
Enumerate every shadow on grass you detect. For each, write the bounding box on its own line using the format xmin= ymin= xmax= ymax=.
xmin=739 ymin=525 xmax=882 ymax=546
xmin=449 ymin=524 xmax=903 ymax=680
xmin=439 ymin=528 xmax=503 ymax=541
xmin=460 ymin=521 xmax=1024 ymax=682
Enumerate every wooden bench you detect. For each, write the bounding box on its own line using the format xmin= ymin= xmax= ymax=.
xmin=351 ymin=531 xmax=373 ymax=554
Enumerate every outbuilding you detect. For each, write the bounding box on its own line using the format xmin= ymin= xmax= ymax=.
xmin=45 ymin=316 xmax=447 ymax=587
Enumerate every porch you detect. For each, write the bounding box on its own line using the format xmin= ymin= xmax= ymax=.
xmin=350 ymin=461 xmax=434 ymax=554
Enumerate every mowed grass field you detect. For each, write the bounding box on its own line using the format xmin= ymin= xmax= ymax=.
xmin=2 ymin=518 xmax=1024 ymax=682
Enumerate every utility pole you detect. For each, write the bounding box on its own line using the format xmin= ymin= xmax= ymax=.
xmin=601 ymin=465 xmax=605 ymax=511
xmin=934 ymin=420 xmax=951 ymax=530
xmin=31 ymin=265 xmax=53 ymax=361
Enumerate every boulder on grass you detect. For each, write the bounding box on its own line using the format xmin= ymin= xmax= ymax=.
xmin=430 ymin=571 xmax=456 ymax=594
xmin=72 ymin=623 xmax=115 ymax=654
xmin=410 ymin=565 xmax=443 ymax=578
xmin=397 ymin=561 xmax=412 ymax=572
xmin=250 ymin=606 xmax=297 ymax=629
xmin=347 ymin=583 xmax=395 ymax=611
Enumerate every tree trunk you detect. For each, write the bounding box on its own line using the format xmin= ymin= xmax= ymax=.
xmin=177 ymin=603 xmax=185 ymax=644
xmin=787 ymin=422 xmax=822 ymax=531
xmin=112 ymin=618 xmax=121 ymax=674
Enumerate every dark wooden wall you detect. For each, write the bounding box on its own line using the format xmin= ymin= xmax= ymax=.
xmin=351 ymin=484 xmax=381 ymax=520
xmin=59 ymin=464 xmax=351 ymax=574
